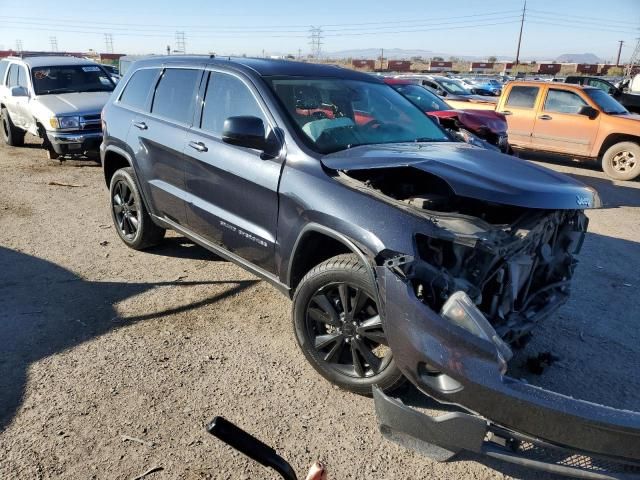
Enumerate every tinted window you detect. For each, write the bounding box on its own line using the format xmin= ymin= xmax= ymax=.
xmin=0 ymin=61 xmax=9 ymax=85
xmin=201 ymin=72 xmax=267 ymax=136
xmin=586 ymin=78 xmax=614 ymax=93
xmin=119 ymin=68 xmax=159 ymax=110
xmin=17 ymin=66 xmax=28 ymax=89
xmin=505 ymin=86 xmax=539 ymax=108
xmin=393 ymin=84 xmax=450 ymax=111
xmin=584 ymin=88 xmax=627 ymax=114
xmin=544 ymin=89 xmax=587 ymax=114
xmin=151 ymin=68 xmax=201 ymax=124
xmin=7 ymin=64 xmax=19 ymax=87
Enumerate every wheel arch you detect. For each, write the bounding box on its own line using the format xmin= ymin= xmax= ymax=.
xmin=103 ymin=146 xmax=133 ymax=188
xmin=598 ymin=133 xmax=640 ymax=159
xmin=286 ymin=224 xmax=377 ymax=299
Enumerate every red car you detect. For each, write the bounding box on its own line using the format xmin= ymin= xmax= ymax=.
xmin=384 ymin=78 xmax=510 ymax=153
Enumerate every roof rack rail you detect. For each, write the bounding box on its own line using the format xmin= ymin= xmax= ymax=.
xmin=9 ymin=52 xmax=80 ymax=59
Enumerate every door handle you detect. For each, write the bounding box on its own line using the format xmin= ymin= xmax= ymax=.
xmin=133 ymin=121 xmax=148 ymax=130
xmin=188 ymin=141 xmax=208 ymax=152
xmin=538 ymin=114 xmax=552 ymax=120
xmin=500 ymin=110 xmax=512 ymax=115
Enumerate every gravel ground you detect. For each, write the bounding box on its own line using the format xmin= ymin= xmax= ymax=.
xmin=0 ymin=136 xmax=638 ymax=480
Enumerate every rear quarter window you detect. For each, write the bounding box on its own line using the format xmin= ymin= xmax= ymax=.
xmin=0 ymin=61 xmax=9 ymax=85
xmin=151 ymin=68 xmax=201 ymax=124
xmin=505 ymin=86 xmax=539 ymax=108
xmin=118 ymin=68 xmax=159 ymax=111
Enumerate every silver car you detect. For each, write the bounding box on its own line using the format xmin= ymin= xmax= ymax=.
xmin=0 ymin=55 xmax=115 ymax=159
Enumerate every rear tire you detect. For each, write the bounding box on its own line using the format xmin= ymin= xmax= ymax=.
xmin=109 ymin=167 xmax=165 ymax=250
xmin=292 ymin=253 xmax=405 ymax=395
xmin=601 ymin=141 xmax=640 ymax=181
xmin=1 ymin=108 xmax=25 ymax=147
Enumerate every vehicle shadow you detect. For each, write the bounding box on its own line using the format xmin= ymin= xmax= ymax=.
xmin=0 ymin=246 xmax=257 ymax=431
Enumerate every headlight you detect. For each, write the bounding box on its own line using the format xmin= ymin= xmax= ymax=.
xmin=49 ymin=116 xmax=80 ymax=129
xmin=440 ymin=291 xmax=513 ymax=369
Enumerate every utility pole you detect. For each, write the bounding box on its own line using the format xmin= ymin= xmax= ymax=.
xmin=16 ymin=39 xmax=23 ymax=53
xmin=175 ymin=31 xmax=186 ymax=54
xmin=297 ymin=48 xmax=301 ymax=60
xmin=616 ymin=40 xmax=624 ymax=66
xmin=379 ymin=48 xmax=385 ymax=70
xmin=166 ymin=45 xmax=171 ymax=55
xmin=514 ymin=0 xmax=526 ymax=65
xmin=104 ymin=33 xmax=114 ymax=54
xmin=623 ymin=38 xmax=640 ymax=82
xmin=49 ymin=36 xmax=58 ymax=52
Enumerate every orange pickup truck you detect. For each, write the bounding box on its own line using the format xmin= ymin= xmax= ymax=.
xmin=496 ymin=81 xmax=640 ymax=180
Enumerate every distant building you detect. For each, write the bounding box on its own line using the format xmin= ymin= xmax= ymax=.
xmin=427 ymin=61 xmax=452 ymax=72
xmin=351 ymin=59 xmax=375 ymax=70
xmin=469 ymin=62 xmax=494 ymax=73
xmin=537 ymin=63 xmax=562 ymax=75
xmin=386 ymin=60 xmax=411 ymax=72
xmin=576 ymin=64 xmax=599 ymax=74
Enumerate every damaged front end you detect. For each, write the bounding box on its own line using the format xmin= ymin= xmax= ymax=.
xmin=322 ymin=144 xmax=640 ymax=476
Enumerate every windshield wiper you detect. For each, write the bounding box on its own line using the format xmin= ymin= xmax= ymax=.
xmin=38 ymin=88 xmax=78 ymax=94
xmin=82 ymin=87 xmax=114 ymax=92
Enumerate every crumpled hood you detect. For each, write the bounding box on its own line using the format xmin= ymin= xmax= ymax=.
xmin=322 ymin=142 xmax=601 ymax=210
xmin=35 ymin=92 xmax=111 ymax=116
xmin=428 ymin=109 xmax=507 ymax=135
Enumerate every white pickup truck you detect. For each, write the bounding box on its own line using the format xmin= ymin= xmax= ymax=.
xmin=0 ymin=55 xmax=115 ymax=159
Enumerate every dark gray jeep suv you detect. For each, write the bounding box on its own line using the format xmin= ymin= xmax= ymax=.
xmin=101 ymin=56 xmax=640 ymax=476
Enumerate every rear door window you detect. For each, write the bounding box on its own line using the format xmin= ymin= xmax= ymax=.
xmin=7 ymin=64 xmax=19 ymax=87
xmin=543 ymin=89 xmax=587 ymax=114
xmin=0 ymin=61 xmax=9 ymax=85
xmin=505 ymin=86 xmax=539 ymax=108
xmin=200 ymin=72 xmax=267 ymax=136
xmin=151 ymin=68 xmax=201 ymax=124
xmin=119 ymin=68 xmax=159 ymax=111
xmin=17 ymin=66 xmax=29 ymax=89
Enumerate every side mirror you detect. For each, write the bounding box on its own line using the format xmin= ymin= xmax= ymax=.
xmin=10 ymin=86 xmax=28 ymax=97
xmin=222 ymin=116 xmax=266 ymax=151
xmin=578 ymin=105 xmax=599 ymax=120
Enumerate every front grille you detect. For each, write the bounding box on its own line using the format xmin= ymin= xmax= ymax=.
xmin=80 ymin=114 xmax=101 ymax=131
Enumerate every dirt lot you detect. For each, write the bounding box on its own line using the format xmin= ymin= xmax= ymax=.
xmin=1 ymin=136 xmax=639 ymax=480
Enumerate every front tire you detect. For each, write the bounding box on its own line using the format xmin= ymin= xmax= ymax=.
xmin=109 ymin=167 xmax=165 ymax=250
xmin=601 ymin=141 xmax=640 ymax=181
xmin=1 ymin=108 xmax=25 ymax=147
xmin=292 ymin=254 xmax=405 ymax=395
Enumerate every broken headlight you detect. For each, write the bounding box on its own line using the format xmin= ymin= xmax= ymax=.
xmin=440 ymin=291 xmax=513 ymax=368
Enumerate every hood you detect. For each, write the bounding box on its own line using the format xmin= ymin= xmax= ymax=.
xmin=34 ymin=92 xmax=111 ymax=116
xmin=322 ymin=142 xmax=601 ymax=210
xmin=428 ymin=109 xmax=507 ymax=135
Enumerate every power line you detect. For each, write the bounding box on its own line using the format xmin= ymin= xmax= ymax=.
xmin=0 ymin=9 xmax=523 ymax=31
xmin=49 ymin=36 xmax=58 ymax=52
xmin=104 ymin=33 xmax=114 ymax=53
xmin=528 ymin=9 xmax=639 ymax=27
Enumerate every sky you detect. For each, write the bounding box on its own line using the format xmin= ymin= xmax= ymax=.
xmin=0 ymin=0 xmax=638 ymax=62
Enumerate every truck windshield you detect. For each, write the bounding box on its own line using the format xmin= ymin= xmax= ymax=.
xmin=266 ymin=77 xmax=448 ymax=154
xmin=438 ymin=78 xmax=471 ymax=95
xmin=31 ymin=65 xmax=115 ymax=95
xmin=584 ymin=88 xmax=628 ymax=115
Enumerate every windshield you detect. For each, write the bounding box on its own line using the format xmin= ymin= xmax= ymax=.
xmin=266 ymin=77 xmax=448 ymax=154
xmin=31 ymin=65 xmax=115 ymax=95
xmin=437 ymin=78 xmax=471 ymax=95
xmin=391 ymin=84 xmax=450 ymax=112
xmin=584 ymin=88 xmax=628 ymax=114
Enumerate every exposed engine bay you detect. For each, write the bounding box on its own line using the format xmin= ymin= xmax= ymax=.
xmin=338 ymin=167 xmax=589 ymax=345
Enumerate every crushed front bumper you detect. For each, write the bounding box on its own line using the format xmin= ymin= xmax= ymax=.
xmin=374 ymin=265 xmax=640 ymax=477
xmin=46 ymin=130 xmax=102 ymax=155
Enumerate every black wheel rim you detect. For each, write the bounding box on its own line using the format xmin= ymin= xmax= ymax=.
xmin=305 ymin=282 xmax=391 ymax=378
xmin=112 ymin=180 xmax=139 ymax=240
